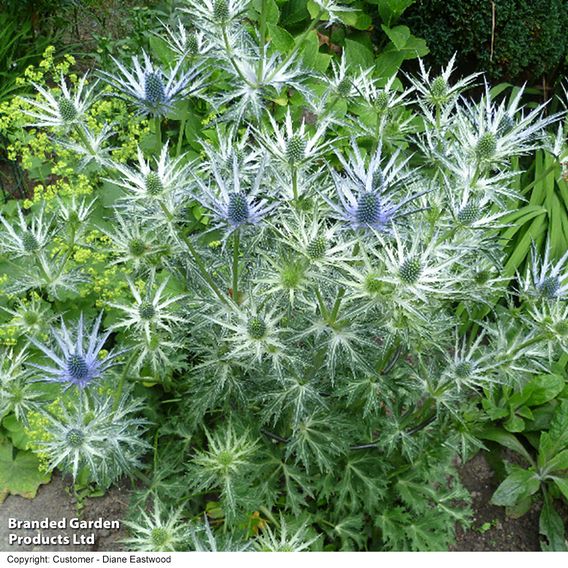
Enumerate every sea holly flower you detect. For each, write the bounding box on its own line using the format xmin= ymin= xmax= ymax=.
xmin=454 ymin=84 xmax=560 ymax=166
xmin=257 ymin=108 xmax=333 ymax=168
xmin=0 ymin=349 xmax=42 ymax=421
xmin=112 ymin=144 xmax=192 ymax=214
xmin=28 ymin=313 xmax=121 ymax=390
xmin=22 ymin=73 xmax=97 ymax=129
xmin=194 ymin=155 xmax=276 ymax=236
xmin=183 ymin=0 xmax=251 ymax=29
xmin=0 ymin=205 xmax=51 ymax=259
xmin=55 ymin=123 xmax=116 ymax=168
xmin=109 ymin=277 xmax=187 ymax=342
xmin=100 ymin=51 xmax=206 ymax=116
xmin=521 ymin=242 xmax=568 ymax=300
xmin=409 ymin=54 xmax=480 ymax=109
xmin=122 ymin=497 xmax=188 ymax=552
xmin=159 ymin=19 xmax=211 ymax=59
xmin=325 ymin=142 xmax=425 ymax=231
xmin=38 ymin=392 xmax=148 ymax=486
xmin=255 ymin=515 xmax=318 ymax=552
xmin=206 ymin=303 xmax=287 ymax=370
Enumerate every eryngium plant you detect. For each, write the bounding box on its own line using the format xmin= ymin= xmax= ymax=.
xmin=2 ymin=0 xmax=566 ymax=552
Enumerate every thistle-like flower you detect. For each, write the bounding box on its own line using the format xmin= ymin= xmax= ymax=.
xmin=37 ymin=392 xmax=148 ymax=486
xmin=22 ymin=74 xmax=97 ymax=129
xmin=109 ymin=277 xmax=187 ymax=342
xmin=1 ymin=294 xmax=55 ymax=339
xmin=409 ymin=54 xmax=480 ymax=109
xmin=257 ymin=108 xmax=333 ymax=168
xmin=325 ymin=142 xmax=425 ymax=231
xmin=454 ymin=85 xmax=559 ymax=166
xmin=0 ymin=349 xmax=42 ymax=421
xmin=112 ymin=144 xmax=192 ymax=215
xmin=521 ymin=243 xmax=568 ymax=300
xmin=255 ymin=515 xmax=318 ymax=552
xmin=194 ymin=155 xmax=276 ymax=236
xmin=99 ymin=213 xmax=169 ymax=270
xmin=183 ymin=0 xmax=250 ymax=30
xmin=100 ymin=52 xmax=206 ymax=116
xmin=159 ymin=19 xmax=211 ymax=59
xmin=206 ymin=303 xmax=286 ymax=369
xmin=0 ymin=205 xmax=51 ymax=259
xmin=122 ymin=497 xmax=188 ymax=552
xmin=28 ymin=313 xmax=121 ymax=390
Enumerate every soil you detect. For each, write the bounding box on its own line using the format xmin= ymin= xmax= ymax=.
xmin=0 ymin=452 xmax=550 ymax=552
xmin=452 ymin=452 xmax=541 ymax=551
xmin=0 ymin=473 xmax=131 ymax=552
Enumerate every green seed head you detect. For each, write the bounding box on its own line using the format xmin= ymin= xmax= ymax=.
xmin=474 ymin=270 xmax=491 ymax=286
xmin=475 ymin=132 xmax=497 ymax=162
xmin=66 ymin=428 xmax=85 ymax=448
xmin=364 ymin=273 xmax=384 ymax=296
xmin=22 ymin=231 xmax=40 ymax=253
xmin=375 ymin=90 xmax=390 ymax=112
xmin=129 ymin=238 xmax=147 ymax=257
xmin=247 ymin=316 xmax=267 ymax=340
xmin=399 ymin=257 xmax=422 ymax=284
xmin=454 ymin=361 xmax=473 ymax=379
xmin=217 ymin=449 xmax=234 ymax=468
xmin=150 ymin=527 xmax=170 ymax=549
xmin=286 ymin=135 xmax=306 ymax=164
xmin=280 ymin=260 xmax=306 ymax=289
xmin=429 ymin=75 xmax=448 ymax=103
xmin=337 ymin=77 xmax=352 ymax=98
xmin=145 ymin=172 xmax=164 ymax=196
xmin=540 ymin=276 xmax=560 ymax=299
xmin=186 ymin=32 xmax=199 ymax=55
xmin=213 ymin=0 xmax=229 ymax=22
xmin=58 ymin=97 xmax=78 ymax=123
xmin=139 ymin=301 xmax=156 ymax=320
xmin=306 ymin=236 xmax=327 ymax=260
xmin=457 ymin=202 xmax=480 ymax=225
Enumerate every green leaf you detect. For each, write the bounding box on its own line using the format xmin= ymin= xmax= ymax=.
xmin=550 ymin=400 xmax=568 ymax=446
xmin=267 ymin=23 xmax=295 ymax=53
xmin=0 ymin=442 xmax=51 ymax=503
xmin=344 ymin=38 xmax=374 ymax=70
xmin=253 ymin=0 xmax=280 ymax=24
xmin=504 ymin=414 xmax=525 ymax=433
xmin=523 ymin=373 xmax=565 ymax=407
xmin=478 ymin=427 xmax=534 ymax=465
xmin=381 ymin=24 xmax=410 ymax=51
xmin=540 ymin=497 xmax=567 ymax=551
xmin=491 ymin=467 xmax=540 ymax=507
xmin=553 ymin=477 xmax=568 ymax=501
xmin=377 ymin=0 xmax=416 ymax=27
xmin=546 ymin=449 xmax=568 ymax=473
xmin=2 ymin=415 xmax=30 ymax=450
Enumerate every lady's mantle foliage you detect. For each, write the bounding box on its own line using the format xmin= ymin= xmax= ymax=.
xmin=1 ymin=0 xmax=567 ymax=553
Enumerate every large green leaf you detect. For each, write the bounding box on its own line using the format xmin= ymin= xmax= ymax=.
xmin=491 ymin=467 xmax=540 ymax=507
xmin=0 ymin=441 xmax=51 ymax=503
xmin=377 ymin=0 xmax=416 ymax=27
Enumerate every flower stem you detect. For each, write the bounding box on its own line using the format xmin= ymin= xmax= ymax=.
xmin=159 ymin=201 xmax=229 ymax=306
xmin=153 ymin=116 xmax=162 ymax=148
xmin=113 ymin=350 xmax=137 ymax=412
xmin=232 ymin=229 xmax=240 ymax=303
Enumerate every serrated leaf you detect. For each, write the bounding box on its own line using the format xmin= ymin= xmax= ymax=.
xmin=267 ymin=23 xmax=294 ymax=53
xmin=378 ymin=0 xmax=416 ymax=27
xmin=0 ymin=442 xmax=51 ymax=503
xmin=344 ymin=38 xmax=374 ymax=70
xmin=523 ymin=373 xmax=565 ymax=407
xmin=381 ymin=24 xmax=410 ymax=51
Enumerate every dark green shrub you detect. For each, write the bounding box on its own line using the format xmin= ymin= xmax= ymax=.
xmin=402 ymin=0 xmax=568 ymax=84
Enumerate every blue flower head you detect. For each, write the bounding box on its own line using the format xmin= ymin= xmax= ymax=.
xmin=29 ymin=313 xmax=121 ymax=389
xmin=325 ymin=141 xmax=425 ymax=232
